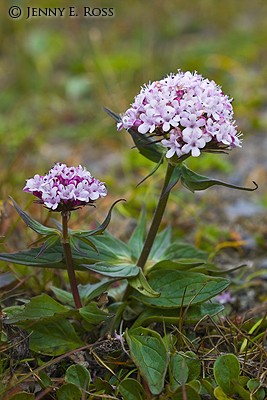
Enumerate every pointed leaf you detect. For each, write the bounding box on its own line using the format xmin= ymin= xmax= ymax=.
xmin=132 ymin=302 xmax=224 ymax=328
xmin=136 ymin=155 xmax=164 ymax=186
xmin=161 ymin=242 xmax=208 ymax=262
xmin=104 ymin=108 xmax=164 ymax=163
xmin=35 ymin=234 xmax=61 ymax=258
xmin=72 ymin=199 xmax=125 ymax=238
xmin=132 ymin=270 xmax=229 ymax=307
xmin=70 ymin=235 xmax=99 ymax=254
xmin=169 ymin=353 xmax=189 ymax=391
xmin=0 ymin=242 xmax=64 ymax=268
xmin=161 ymin=164 xmax=183 ymax=198
xmin=180 ymin=165 xmax=258 ymax=192
xmin=29 ymin=318 xmax=83 ymax=356
xmin=4 ymin=293 xmax=70 ymax=323
xmin=128 ymin=268 xmax=160 ymax=297
xmin=126 ymin=327 xmax=168 ymax=395
xmin=10 ymin=197 xmax=60 ymax=236
xmin=79 ymin=302 xmax=109 ymax=325
xmin=149 ymin=226 xmax=171 ymax=261
xmin=71 ymin=231 xmax=130 ymax=263
xmin=82 ymin=262 xmax=139 ymax=278
xmin=129 ymin=208 xmax=146 ymax=261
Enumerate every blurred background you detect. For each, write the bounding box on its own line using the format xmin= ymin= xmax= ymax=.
xmin=1 ymin=0 xmax=267 ymax=258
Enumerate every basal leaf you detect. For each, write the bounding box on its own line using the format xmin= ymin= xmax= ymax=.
xmin=132 ymin=270 xmax=229 ymax=307
xmin=148 ymin=260 xmax=206 ymax=274
xmin=65 ymin=364 xmax=91 ymax=389
xmin=161 ymin=242 xmax=208 ymax=262
xmin=126 ymin=327 xmax=168 ymax=395
xmin=213 ymin=386 xmax=235 ymax=399
xmin=128 ymin=268 xmax=160 ymax=297
xmin=214 ymin=354 xmax=240 ymax=396
xmin=10 ymin=197 xmax=60 ymax=236
xmin=79 ymin=279 xmax=115 ymax=302
xmin=132 ymin=302 xmax=224 ymax=328
xmin=79 ymin=302 xmax=109 ymax=325
xmin=56 ymin=383 xmax=82 ymax=400
xmin=4 ymin=293 xmax=70 ymax=323
xmin=169 ymin=353 xmax=189 ymax=392
xmin=81 ymin=262 xmax=139 ymax=278
xmin=118 ymin=378 xmax=145 ymax=400
xmin=149 ymin=226 xmax=171 ymax=261
xmin=180 ymin=164 xmax=258 ymax=193
xmin=29 ymin=318 xmax=83 ymax=356
xmin=173 ymin=385 xmax=201 ymax=400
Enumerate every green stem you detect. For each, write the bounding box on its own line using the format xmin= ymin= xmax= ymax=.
xmin=137 ymin=162 xmax=175 ymax=269
xmin=61 ymin=211 xmax=82 ymax=309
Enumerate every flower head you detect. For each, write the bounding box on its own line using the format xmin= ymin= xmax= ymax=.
xmin=24 ymin=163 xmax=107 ymax=211
xmin=118 ymin=70 xmax=242 ymax=159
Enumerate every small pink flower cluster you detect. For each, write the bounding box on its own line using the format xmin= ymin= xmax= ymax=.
xmin=23 ymin=163 xmax=107 ymax=211
xmin=118 ymin=70 xmax=241 ymax=158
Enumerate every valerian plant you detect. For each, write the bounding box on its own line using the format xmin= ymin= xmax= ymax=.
xmin=1 ymin=70 xmax=263 ymax=400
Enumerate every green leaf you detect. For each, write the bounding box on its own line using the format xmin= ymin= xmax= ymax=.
xmin=72 ymin=199 xmax=125 ymax=238
xmin=82 ymin=262 xmax=139 ymax=278
xmin=132 ymin=270 xmax=229 ymax=307
xmin=79 ymin=302 xmax=109 ymax=325
xmin=247 ymin=379 xmax=266 ymax=400
xmin=10 ymin=197 xmax=60 ymax=236
xmin=214 ymin=386 xmax=235 ymax=400
xmin=169 ymin=353 xmax=189 ymax=392
xmin=180 ymin=164 xmax=258 ymax=192
xmin=161 ymin=164 xmax=183 ymax=198
xmin=149 ymin=226 xmax=171 ymax=261
xmin=132 ymin=302 xmax=224 ymax=328
xmin=136 ymin=155 xmax=164 ymax=186
xmin=119 ymin=378 xmax=145 ymax=400
xmin=104 ymin=108 xmax=164 ymax=163
xmin=214 ymin=354 xmax=240 ymax=396
xmin=128 ymin=268 xmax=160 ymax=297
xmin=0 ymin=241 xmax=64 ymax=268
xmin=71 ymin=230 xmax=130 ymax=263
xmin=173 ymin=385 xmax=201 ymax=400
xmin=51 ymin=279 xmax=115 ymax=305
xmin=126 ymin=327 xmax=168 ymax=395
xmin=56 ymin=383 xmax=82 ymax=400
xmin=4 ymin=293 xmax=70 ymax=323
xmin=65 ymin=364 xmax=91 ymax=390
xmin=78 ymin=279 xmax=115 ymax=302
xmin=29 ymin=318 xmax=83 ymax=356
xmin=182 ymin=351 xmax=201 ymax=382
xmin=161 ymin=242 xmax=208 ymax=262
xmin=128 ymin=208 xmax=146 ymax=261
xmin=35 ymin=234 xmax=62 ymax=257
xmin=9 ymin=393 xmax=35 ymax=400
xmin=148 ymin=259 xmax=206 ymax=274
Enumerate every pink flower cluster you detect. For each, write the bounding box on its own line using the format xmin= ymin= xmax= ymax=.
xmin=118 ymin=70 xmax=241 ymax=158
xmin=23 ymin=163 xmax=107 ymax=211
